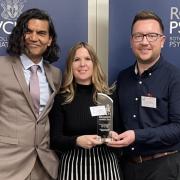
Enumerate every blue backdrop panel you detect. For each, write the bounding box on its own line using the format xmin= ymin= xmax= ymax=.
xmin=0 ymin=0 xmax=88 ymax=70
xmin=109 ymin=0 xmax=180 ymax=84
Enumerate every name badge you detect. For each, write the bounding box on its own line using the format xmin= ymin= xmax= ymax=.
xmin=141 ymin=96 xmax=157 ymax=108
xmin=90 ymin=106 xmax=107 ymax=116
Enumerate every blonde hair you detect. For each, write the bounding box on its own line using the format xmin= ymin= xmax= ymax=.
xmin=61 ymin=42 xmax=112 ymax=104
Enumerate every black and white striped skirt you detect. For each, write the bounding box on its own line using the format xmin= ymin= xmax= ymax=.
xmin=58 ymin=146 xmax=121 ymax=180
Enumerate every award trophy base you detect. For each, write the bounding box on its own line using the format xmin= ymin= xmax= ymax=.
xmin=97 ymin=137 xmax=112 ymax=143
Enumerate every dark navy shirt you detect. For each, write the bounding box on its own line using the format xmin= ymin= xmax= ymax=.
xmin=116 ymin=56 xmax=180 ymax=156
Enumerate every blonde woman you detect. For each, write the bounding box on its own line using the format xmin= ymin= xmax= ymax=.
xmin=50 ymin=42 xmax=122 ymax=180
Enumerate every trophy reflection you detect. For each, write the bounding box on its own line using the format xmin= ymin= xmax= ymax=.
xmin=97 ymin=93 xmax=113 ymax=143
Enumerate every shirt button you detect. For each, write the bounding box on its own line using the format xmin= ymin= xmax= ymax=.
xmin=131 ymin=147 xmax=135 ymax=151
xmin=133 ymin=114 xmax=136 ymax=118
xmin=135 ymin=97 xmax=138 ymax=101
xmin=139 ymin=81 xmax=142 ymax=84
xmin=149 ymin=73 xmax=152 ymax=76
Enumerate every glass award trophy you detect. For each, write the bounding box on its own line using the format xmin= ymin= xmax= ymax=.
xmin=96 ymin=93 xmax=113 ymax=143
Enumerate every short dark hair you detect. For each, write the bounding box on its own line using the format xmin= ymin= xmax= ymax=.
xmin=7 ymin=8 xmax=60 ymax=63
xmin=131 ymin=10 xmax=164 ymax=34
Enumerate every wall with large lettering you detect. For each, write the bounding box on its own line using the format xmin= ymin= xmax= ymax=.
xmin=0 ymin=0 xmax=88 ymax=69
xmin=109 ymin=0 xmax=180 ymax=84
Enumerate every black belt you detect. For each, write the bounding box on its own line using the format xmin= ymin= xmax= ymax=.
xmin=128 ymin=150 xmax=178 ymax=163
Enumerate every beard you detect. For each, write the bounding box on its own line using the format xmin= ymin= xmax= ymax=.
xmin=137 ymin=57 xmax=154 ymax=64
xmin=136 ymin=54 xmax=160 ymax=65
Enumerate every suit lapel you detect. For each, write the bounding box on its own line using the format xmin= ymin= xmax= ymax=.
xmin=37 ymin=63 xmax=56 ymax=121
xmin=11 ymin=57 xmax=36 ymax=117
xmin=12 ymin=58 xmax=56 ymax=121
xmin=44 ymin=63 xmax=56 ymax=92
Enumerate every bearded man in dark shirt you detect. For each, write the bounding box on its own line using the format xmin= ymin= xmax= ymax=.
xmin=109 ymin=10 xmax=180 ymax=180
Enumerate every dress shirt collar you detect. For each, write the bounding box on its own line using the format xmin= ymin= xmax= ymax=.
xmin=20 ymin=54 xmax=44 ymax=72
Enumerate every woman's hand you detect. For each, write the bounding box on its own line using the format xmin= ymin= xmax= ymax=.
xmin=76 ymin=135 xmax=103 ymax=149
